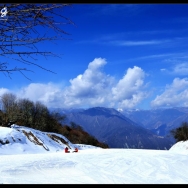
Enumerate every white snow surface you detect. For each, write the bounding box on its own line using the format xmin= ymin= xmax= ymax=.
xmin=0 ymin=124 xmax=188 ymax=184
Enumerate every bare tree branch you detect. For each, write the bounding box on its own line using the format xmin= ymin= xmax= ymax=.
xmin=0 ymin=3 xmax=74 ymax=79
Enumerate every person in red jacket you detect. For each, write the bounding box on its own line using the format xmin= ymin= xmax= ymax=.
xmin=73 ymin=147 xmax=78 ymax=152
xmin=65 ymin=147 xmax=70 ymax=153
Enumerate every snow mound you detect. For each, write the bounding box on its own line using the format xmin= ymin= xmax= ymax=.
xmin=169 ymin=140 xmax=188 ymax=154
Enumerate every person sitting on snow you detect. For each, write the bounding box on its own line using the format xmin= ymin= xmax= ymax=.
xmin=73 ymin=147 xmax=78 ymax=152
xmin=65 ymin=147 xmax=70 ymax=153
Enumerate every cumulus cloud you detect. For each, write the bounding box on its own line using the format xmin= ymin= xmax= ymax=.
xmin=16 ymin=82 xmax=63 ymax=107
xmin=0 ymin=88 xmax=10 ymax=96
xmin=1 ymin=58 xmax=149 ymax=110
xmin=64 ymin=59 xmax=148 ymax=109
xmin=62 ymin=58 xmax=115 ymax=108
xmin=67 ymin=58 xmax=112 ymax=98
xmin=111 ymin=66 xmax=148 ymax=109
xmin=150 ymin=78 xmax=188 ymax=108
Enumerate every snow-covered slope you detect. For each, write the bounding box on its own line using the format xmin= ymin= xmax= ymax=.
xmin=169 ymin=140 xmax=188 ymax=154
xmin=0 ymin=124 xmax=188 ymax=155
xmin=0 ymin=124 xmax=100 ymax=155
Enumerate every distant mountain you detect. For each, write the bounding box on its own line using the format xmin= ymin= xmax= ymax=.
xmin=55 ymin=107 xmax=174 ymax=150
xmin=121 ymin=107 xmax=188 ymax=139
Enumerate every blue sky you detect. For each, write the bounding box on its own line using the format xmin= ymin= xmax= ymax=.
xmin=1 ymin=4 xmax=188 ymax=110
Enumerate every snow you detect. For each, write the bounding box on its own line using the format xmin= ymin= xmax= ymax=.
xmin=0 ymin=124 xmax=188 ymax=184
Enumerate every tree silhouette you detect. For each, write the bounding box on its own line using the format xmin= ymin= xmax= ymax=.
xmin=0 ymin=4 xmax=74 ymax=79
xmin=170 ymin=122 xmax=188 ymax=142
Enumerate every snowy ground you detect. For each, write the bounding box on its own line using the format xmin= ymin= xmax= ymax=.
xmin=0 ymin=125 xmax=188 ymax=184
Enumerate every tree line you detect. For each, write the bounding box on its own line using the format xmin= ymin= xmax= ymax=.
xmin=0 ymin=92 xmax=109 ymax=148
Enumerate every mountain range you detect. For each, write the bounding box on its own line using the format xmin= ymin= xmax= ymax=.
xmin=121 ymin=107 xmax=188 ymax=138
xmin=52 ymin=107 xmax=176 ymax=150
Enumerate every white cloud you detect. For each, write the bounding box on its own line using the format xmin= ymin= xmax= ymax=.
xmin=0 ymin=88 xmax=10 ymax=96
xmin=68 ymin=58 xmax=111 ymax=98
xmin=173 ymin=63 xmax=188 ymax=75
xmin=110 ymin=40 xmax=166 ymax=46
xmin=16 ymin=82 xmax=63 ymax=107
xmin=160 ymin=68 xmax=166 ymax=72
xmin=62 ymin=58 xmax=115 ymax=108
xmin=160 ymin=56 xmax=188 ymax=75
xmin=112 ymin=66 xmax=148 ymax=109
xmin=5 ymin=58 xmax=149 ymax=110
xmin=150 ymin=78 xmax=188 ymax=108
